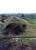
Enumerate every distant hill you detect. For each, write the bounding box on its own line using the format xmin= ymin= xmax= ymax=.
xmin=0 ymin=13 xmax=36 ymax=19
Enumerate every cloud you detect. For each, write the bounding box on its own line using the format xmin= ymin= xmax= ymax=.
xmin=0 ymin=0 xmax=36 ymax=13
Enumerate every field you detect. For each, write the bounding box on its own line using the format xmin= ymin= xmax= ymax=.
xmin=26 ymin=18 xmax=36 ymax=37
xmin=0 ymin=16 xmax=36 ymax=50
xmin=0 ymin=17 xmax=36 ymax=38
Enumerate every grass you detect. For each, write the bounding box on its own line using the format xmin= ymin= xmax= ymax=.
xmin=26 ymin=18 xmax=36 ymax=37
xmin=0 ymin=19 xmax=36 ymax=49
xmin=0 ymin=17 xmax=36 ymax=38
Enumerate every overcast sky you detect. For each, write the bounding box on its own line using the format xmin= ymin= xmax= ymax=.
xmin=0 ymin=0 xmax=36 ymax=14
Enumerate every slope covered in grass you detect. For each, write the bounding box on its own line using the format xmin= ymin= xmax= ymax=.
xmin=0 ymin=16 xmax=36 ymax=39
xmin=26 ymin=18 xmax=36 ymax=37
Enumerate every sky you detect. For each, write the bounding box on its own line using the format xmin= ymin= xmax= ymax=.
xmin=0 ymin=0 xmax=36 ymax=14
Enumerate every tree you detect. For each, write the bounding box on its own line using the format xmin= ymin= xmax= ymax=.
xmin=21 ymin=14 xmax=25 ymax=19
xmin=30 ymin=14 xmax=34 ymax=19
xmin=1 ymin=14 xmax=7 ymax=23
